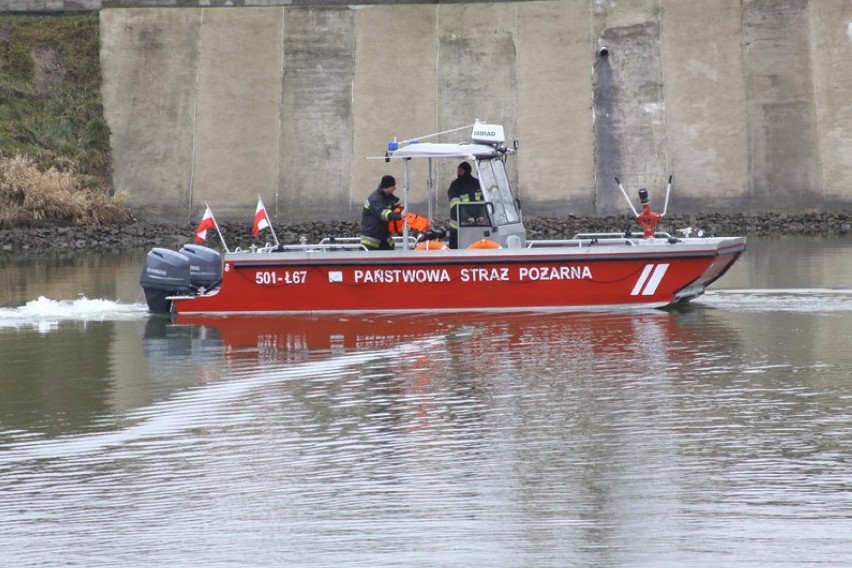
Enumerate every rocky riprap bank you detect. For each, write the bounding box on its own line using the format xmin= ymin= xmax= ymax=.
xmin=1 ymin=212 xmax=851 ymax=257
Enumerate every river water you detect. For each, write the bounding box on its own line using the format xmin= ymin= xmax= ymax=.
xmin=1 ymin=237 xmax=851 ymax=567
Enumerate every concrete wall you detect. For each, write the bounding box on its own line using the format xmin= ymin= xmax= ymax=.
xmin=90 ymin=1 xmax=852 ymax=222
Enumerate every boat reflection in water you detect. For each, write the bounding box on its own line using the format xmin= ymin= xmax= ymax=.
xmin=143 ymin=309 xmax=741 ymax=447
xmin=161 ymin=307 xmax=739 ymax=376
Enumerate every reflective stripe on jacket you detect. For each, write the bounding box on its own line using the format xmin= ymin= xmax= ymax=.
xmin=361 ymin=186 xmax=402 ymax=248
xmin=447 ymin=174 xmax=482 ymax=229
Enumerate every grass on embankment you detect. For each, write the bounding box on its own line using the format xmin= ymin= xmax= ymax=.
xmin=0 ymin=13 xmax=131 ymax=228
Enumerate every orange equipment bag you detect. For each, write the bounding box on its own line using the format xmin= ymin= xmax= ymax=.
xmin=388 ymin=207 xmax=430 ymax=234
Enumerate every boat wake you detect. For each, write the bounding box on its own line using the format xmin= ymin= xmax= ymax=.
xmin=0 ymin=296 xmax=149 ymax=330
xmin=0 ymin=339 xmax=440 ymax=465
xmin=697 ymin=288 xmax=852 ymax=313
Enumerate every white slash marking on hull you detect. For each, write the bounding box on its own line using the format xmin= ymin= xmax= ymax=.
xmin=631 ymin=264 xmax=669 ymax=296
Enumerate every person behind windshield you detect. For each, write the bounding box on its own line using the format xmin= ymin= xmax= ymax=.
xmin=360 ymin=175 xmax=406 ymax=251
xmin=447 ymin=161 xmax=482 ymax=249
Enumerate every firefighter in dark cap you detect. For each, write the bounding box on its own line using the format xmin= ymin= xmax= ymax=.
xmin=360 ymin=175 xmax=406 ymax=250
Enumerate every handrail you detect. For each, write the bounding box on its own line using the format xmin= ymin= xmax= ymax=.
xmin=572 ymin=231 xmax=673 ymax=240
xmin=245 ymin=235 xmax=421 ymax=254
xmin=526 ymin=231 xmax=677 ymax=249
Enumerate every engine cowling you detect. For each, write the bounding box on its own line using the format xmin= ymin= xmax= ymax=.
xmin=179 ymin=244 xmax=222 ymax=291
xmin=139 ymin=248 xmax=191 ymax=314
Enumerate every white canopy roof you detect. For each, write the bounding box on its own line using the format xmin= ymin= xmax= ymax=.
xmin=388 ymin=142 xmax=499 ymax=160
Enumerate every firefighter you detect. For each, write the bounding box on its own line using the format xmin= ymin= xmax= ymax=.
xmin=447 ymin=161 xmax=483 ymax=249
xmin=360 ymin=175 xmax=406 ymax=250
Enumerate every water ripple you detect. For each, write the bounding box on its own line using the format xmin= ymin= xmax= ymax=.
xmin=2 ymin=307 xmax=851 ymax=566
xmin=698 ymin=288 xmax=852 ymax=312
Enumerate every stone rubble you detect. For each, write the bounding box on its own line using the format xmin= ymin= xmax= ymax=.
xmin=1 ymin=212 xmax=850 ymax=257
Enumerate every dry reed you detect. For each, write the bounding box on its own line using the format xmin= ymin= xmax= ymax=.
xmin=0 ymin=154 xmax=133 ymax=228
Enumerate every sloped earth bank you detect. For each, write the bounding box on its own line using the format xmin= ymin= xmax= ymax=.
xmin=1 ymin=212 xmax=851 ymax=258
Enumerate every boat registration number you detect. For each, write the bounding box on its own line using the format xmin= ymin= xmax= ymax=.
xmin=255 ymin=270 xmax=308 ymax=285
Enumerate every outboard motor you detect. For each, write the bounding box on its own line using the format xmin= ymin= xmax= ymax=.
xmin=139 ymin=248 xmax=191 ymax=314
xmin=179 ymin=243 xmax=222 ymax=292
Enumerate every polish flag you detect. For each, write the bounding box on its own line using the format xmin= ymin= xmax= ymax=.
xmin=195 ymin=205 xmax=216 ymax=243
xmin=252 ymin=197 xmax=271 ymax=237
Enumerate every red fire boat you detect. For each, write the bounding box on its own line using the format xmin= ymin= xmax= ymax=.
xmin=140 ymin=121 xmax=746 ymax=316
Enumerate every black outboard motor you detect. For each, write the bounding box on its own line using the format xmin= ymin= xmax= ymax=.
xmin=179 ymin=244 xmax=222 ymax=292
xmin=139 ymin=248 xmax=191 ymax=314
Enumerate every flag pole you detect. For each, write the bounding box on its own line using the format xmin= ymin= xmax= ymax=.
xmin=208 ymin=202 xmax=230 ymax=253
xmin=259 ymin=195 xmax=280 ymax=247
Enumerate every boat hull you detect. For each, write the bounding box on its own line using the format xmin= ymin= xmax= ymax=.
xmin=167 ymin=237 xmax=746 ymax=315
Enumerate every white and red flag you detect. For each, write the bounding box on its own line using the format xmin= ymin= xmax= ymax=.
xmin=195 ymin=205 xmax=216 ymax=243
xmin=252 ymin=196 xmax=271 ymax=237
xmin=252 ymin=196 xmax=280 ymax=247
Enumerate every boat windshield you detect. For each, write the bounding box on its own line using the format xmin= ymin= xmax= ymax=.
xmin=476 ymin=158 xmax=520 ymax=226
